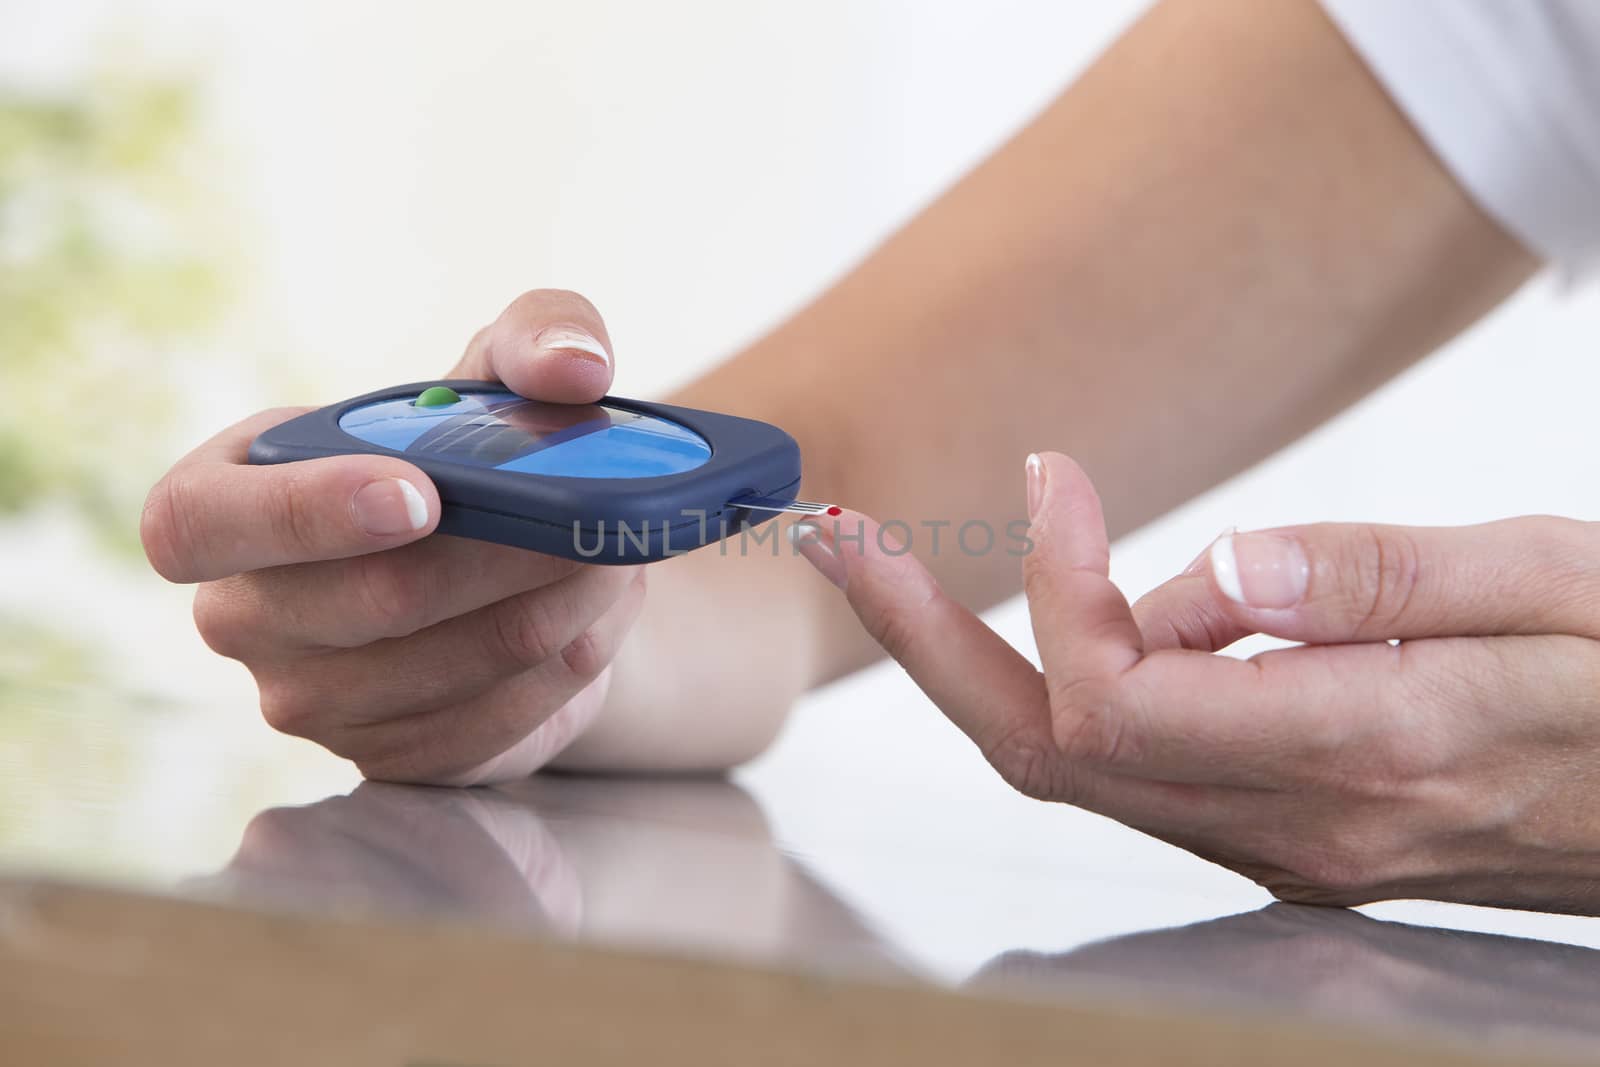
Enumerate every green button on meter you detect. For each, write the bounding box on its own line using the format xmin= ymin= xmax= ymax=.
xmin=414 ymin=386 xmax=461 ymax=408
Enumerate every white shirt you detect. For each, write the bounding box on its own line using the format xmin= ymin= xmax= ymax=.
xmin=1321 ymin=0 xmax=1600 ymax=279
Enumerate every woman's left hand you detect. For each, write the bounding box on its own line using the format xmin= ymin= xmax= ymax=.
xmin=793 ymin=452 xmax=1600 ymax=914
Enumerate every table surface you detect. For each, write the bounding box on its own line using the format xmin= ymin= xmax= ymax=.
xmin=7 ymin=664 xmax=1600 ymax=1061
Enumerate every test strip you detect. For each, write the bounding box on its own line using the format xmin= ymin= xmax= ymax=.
xmin=727 ymin=494 xmax=842 ymax=517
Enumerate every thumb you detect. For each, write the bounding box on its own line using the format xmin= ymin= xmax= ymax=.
xmin=453 ymin=289 xmax=615 ymax=403
xmin=142 ymin=408 xmax=440 ymax=583
xmin=1202 ymin=516 xmax=1600 ymax=642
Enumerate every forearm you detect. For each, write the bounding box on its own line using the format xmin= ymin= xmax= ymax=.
xmin=554 ymin=0 xmax=1535 ymax=771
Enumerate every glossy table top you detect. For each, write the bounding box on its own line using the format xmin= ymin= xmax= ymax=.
xmin=7 ymin=665 xmax=1600 ymax=1060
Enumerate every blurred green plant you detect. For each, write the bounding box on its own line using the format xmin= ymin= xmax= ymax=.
xmin=0 ymin=66 xmax=334 ymax=876
xmin=0 ymin=69 xmax=226 ymax=555
xmin=0 ymin=616 xmax=106 ymax=702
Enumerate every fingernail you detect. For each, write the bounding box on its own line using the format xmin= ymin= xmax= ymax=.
xmin=1209 ymin=531 xmax=1308 ymax=608
xmin=789 ymin=521 xmax=846 ymax=590
xmin=352 ymin=478 xmax=430 ymax=536
xmin=1182 ymin=525 xmax=1237 ymax=576
xmin=534 ymin=326 xmax=610 ymax=367
xmin=1025 ymin=453 xmax=1046 ymax=521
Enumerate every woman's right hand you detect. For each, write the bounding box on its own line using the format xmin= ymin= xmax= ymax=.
xmin=140 ymin=290 xmax=647 ymax=786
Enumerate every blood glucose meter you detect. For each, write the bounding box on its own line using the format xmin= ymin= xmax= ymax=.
xmin=248 ymin=380 xmax=833 ymax=563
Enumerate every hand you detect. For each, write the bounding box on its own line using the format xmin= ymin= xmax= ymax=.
xmin=975 ymin=903 xmax=1600 ymax=1038
xmin=202 ymin=776 xmax=876 ymax=963
xmin=142 ymin=290 xmax=646 ymax=785
xmin=206 ymin=781 xmax=582 ymax=930
xmin=792 ymin=452 xmax=1600 ymax=913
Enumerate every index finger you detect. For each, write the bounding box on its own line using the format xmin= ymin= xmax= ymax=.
xmin=792 ymin=511 xmax=1211 ymax=821
xmin=453 ymin=289 xmax=615 ymax=403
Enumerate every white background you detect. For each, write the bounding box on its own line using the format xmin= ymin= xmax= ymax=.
xmin=7 ymin=0 xmax=1600 ymax=978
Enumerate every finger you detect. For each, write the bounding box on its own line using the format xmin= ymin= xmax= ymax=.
xmin=143 ymin=410 xmax=440 ymax=584
xmin=1131 ymin=529 xmax=1256 ymax=653
xmin=791 ymin=511 xmax=1066 ymax=795
xmin=1202 ymin=517 xmax=1600 ymax=643
xmin=225 ymin=784 xmax=573 ymax=923
xmin=1017 ymin=457 xmax=1599 ymax=791
xmin=790 ymin=511 xmax=1194 ymax=823
xmin=1020 ymin=452 xmax=1148 ymax=752
xmin=1017 ymin=451 xmax=1331 ymax=786
xmin=451 ymin=289 xmax=614 ymax=403
xmin=1124 ymin=630 xmax=1600 ymax=790
xmin=1106 ymin=640 xmax=1398 ymax=786
xmin=1021 ymin=480 xmax=1390 ymax=786
xmin=1132 ymin=573 xmax=1253 ymax=653
xmin=262 ymin=565 xmax=643 ymax=729
xmin=347 ymin=571 xmax=648 ymax=784
xmin=198 ymin=536 xmax=583 ymax=654
xmin=430 ymin=672 xmax=614 ymax=788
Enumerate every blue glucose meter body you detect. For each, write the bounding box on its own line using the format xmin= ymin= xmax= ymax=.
xmin=247 ymin=381 xmax=803 ymax=563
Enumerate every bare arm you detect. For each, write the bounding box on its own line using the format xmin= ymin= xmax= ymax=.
xmin=556 ymin=0 xmax=1536 ymax=770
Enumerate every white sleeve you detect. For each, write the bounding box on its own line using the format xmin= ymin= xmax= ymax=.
xmin=1320 ymin=0 xmax=1600 ymax=279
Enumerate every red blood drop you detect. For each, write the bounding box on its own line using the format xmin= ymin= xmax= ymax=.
xmin=826 ymin=506 xmax=842 ymax=516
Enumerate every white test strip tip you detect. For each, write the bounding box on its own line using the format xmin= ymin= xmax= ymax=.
xmin=727 ymin=495 xmax=841 ymax=517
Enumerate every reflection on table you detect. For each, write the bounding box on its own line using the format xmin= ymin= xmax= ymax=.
xmin=193 ymin=775 xmax=909 ymax=977
xmin=196 ymin=775 xmax=1600 ymax=1050
xmin=976 ymin=902 xmax=1600 ymax=1045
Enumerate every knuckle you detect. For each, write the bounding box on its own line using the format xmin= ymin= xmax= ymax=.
xmin=1347 ymin=525 xmax=1423 ymax=634
xmin=259 ymin=681 xmax=318 ymax=739
xmin=191 ymin=585 xmax=252 ymax=660
xmin=1521 ymin=514 xmax=1590 ymax=563
xmin=1047 ymin=675 xmax=1130 ymax=765
xmin=266 ymin=471 xmax=320 ymax=560
xmin=351 ymin=555 xmax=431 ymax=639
xmin=985 ymin=720 xmax=1063 ymax=802
xmin=863 ymin=598 xmax=924 ymax=665
xmin=1521 ymin=516 xmax=1600 ymax=614
xmin=559 ymin=627 xmax=608 ymax=680
xmin=488 ymin=595 xmax=561 ymax=670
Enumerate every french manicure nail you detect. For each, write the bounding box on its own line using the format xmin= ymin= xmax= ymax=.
xmin=352 ymin=478 xmax=430 ymax=536
xmin=534 ymin=326 xmax=610 ymax=366
xmin=789 ymin=521 xmax=847 ymax=590
xmin=1025 ymin=453 xmax=1046 ymax=521
xmin=1182 ymin=525 xmax=1237 ymax=576
xmin=1209 ymin=531 xmax=1309 ymax=609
